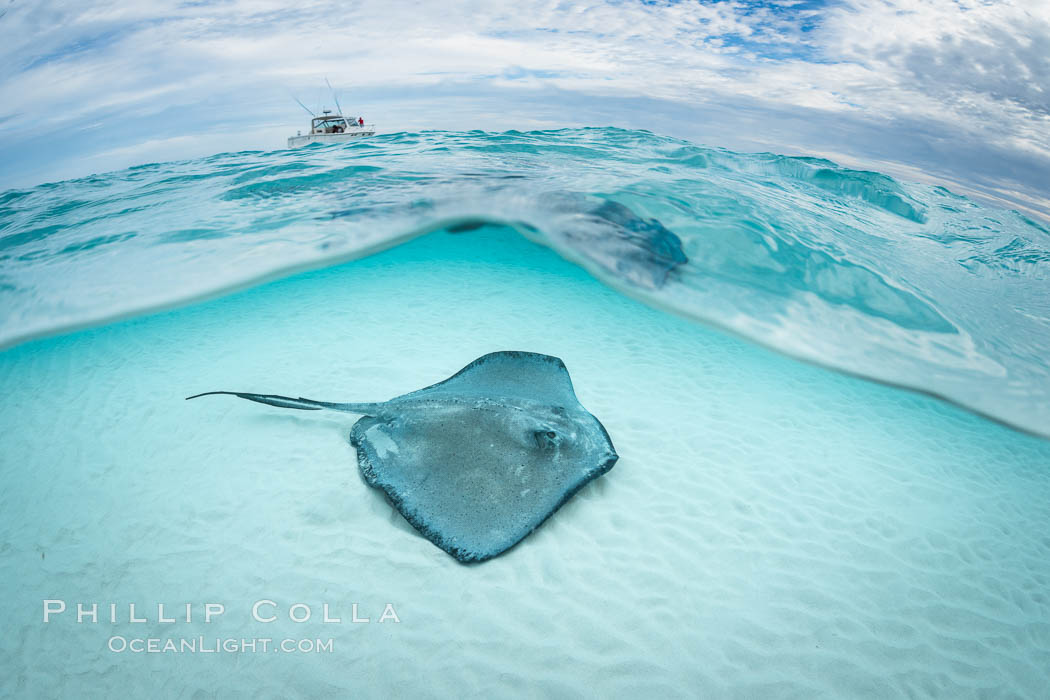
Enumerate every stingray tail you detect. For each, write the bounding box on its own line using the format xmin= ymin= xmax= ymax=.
xmin=185 ymin=391 xmax=377 ymax=414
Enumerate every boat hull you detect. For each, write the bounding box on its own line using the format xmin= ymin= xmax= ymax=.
xmin=287 ymin=130 xmax=375 ymax=147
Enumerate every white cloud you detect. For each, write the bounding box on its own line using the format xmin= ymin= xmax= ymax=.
xmin=0 ymin=0 xmax=1047 ymax=215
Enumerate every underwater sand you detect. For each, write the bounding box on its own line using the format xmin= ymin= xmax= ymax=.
xmin=2 ymin=226 xmax=1049 ymax=697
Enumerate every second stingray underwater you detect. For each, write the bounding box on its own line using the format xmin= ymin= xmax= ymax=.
xmin=187 ymin=351 xmax=618 ymax=562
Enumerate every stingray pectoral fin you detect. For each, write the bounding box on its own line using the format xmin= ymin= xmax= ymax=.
xmin=185 ymin=391 xmax=377 ymax=414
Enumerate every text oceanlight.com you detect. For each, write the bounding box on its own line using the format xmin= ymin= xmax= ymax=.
xmin=108 ymin=637 xmax=335 ymax=654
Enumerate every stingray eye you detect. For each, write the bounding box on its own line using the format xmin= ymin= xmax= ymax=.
xmin=533 ymin=429 xmax=560 ymax=449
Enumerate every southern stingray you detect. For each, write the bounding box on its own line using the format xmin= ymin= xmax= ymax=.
xmin=540 ymin=195 xmax=688 ymax=289
xmin=331 ymin=192 xmax=688 ymax=290
xmin=187 ymin=351 xmax=617 ymax=562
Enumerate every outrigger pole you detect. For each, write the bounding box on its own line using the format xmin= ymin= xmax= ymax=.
xmin=293 ymin=95 xmax=315 ymax=117
xmin=325 ymin=76 xmax=343 ymax=116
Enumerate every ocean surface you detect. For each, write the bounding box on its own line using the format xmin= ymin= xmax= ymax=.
xmin=2 ymin=128 xmax=1049 ymax=697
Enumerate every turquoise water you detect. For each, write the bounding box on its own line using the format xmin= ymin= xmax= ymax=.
xmin=1 ymin=128 xmax=1048 ymax=436
xmin=2 ymin=130 xmax=1050 ymax=696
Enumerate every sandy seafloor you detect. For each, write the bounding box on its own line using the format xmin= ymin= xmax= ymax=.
xmin=2 ymin=225 xmax=1050 ymax=698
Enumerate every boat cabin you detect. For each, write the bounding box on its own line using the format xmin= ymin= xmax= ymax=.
xmin=311 ymin=115 xmax=352 ymax=134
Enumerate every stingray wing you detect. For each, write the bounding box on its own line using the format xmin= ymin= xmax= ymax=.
xmin=389 ymin=351 xmax=579 ymax=407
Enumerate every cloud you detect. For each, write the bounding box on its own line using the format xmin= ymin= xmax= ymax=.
xmin=0 ymin=0 xmax=1047 ymax=217
xmin=824 ymin=0 xmax=1050 ymax=109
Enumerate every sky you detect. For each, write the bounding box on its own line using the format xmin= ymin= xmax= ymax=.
xmin=0 ymin=0 xmax=1048 ymax=217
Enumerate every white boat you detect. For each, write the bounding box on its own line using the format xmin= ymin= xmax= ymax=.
xmin=287 ymin=110 xmax=375 ymax=147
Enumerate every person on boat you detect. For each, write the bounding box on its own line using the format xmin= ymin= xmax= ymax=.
xmin=358 ymin=116 xmax=364 ymax=127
